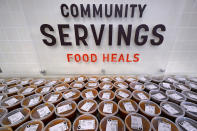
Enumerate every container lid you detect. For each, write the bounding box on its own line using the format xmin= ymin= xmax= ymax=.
xmin=31 ymin=79 xmax=46 ymax=87
xmin=115 ymin=88 xmax=132 ymax=99
xmin=114 ymin=82 xmax=128 ymax=89
xmin=188 ymin=77 xmax=197 ymax=83
xmin=70 ymin=81 xmax=84 ymax=90
xmin=81 ymin=88 xmax=98 ymax=99
xmin=99 ymin=82 xmax=113 ymax=90
xmin=133 ymin=90 xmax=150 ymax=101
xmin=100 ymin=76 xmax=113 ymax=82
xmin=129 ymin=81 xmax=144 ymax=91
xmin=144 ymin=82 xmax=160 ymax=91
xmin=16 ymin=120 xmax=44 ymax=131
xmin=137 ymin=75 xmax=151 ymax=83
xmin=125 ymin=76 xmax=138 ymax=83
xmin=98 ymin=90 xmax=115 ymax=101
xmin=151 ymin=75 xmax=164 ymax=83
xmin=180 ymin=102 xmax=197 ymax=117
xmin=44 ymin=118 xmax=71 ymax=131
xmin=175 ymin=117 xmax=197 ymax=131
xmin=60 ymin=77 xmax=74 ymax=83
xmin=159 ymin=82 xmax=175 ymax=91
xmin=0 ymin=108 xmax=8 ymax=120
xmin=62 ymin=89 xmax=80 ymax=100
xmin=85 ymin=81 xmax=99 ymax=89
xmin=113 ymin=76 xmax=125 ymax=82
xmin=35 ymin=86 xmax=53 ymax=95
xmin=164 ymin=76 xmax=178 ymax=84
xmin=3 ymin=85 xmax=22 ymax=94
xmin=174 ymin=75 xmax=187 ymax=83
xmin=5 ymin=78 xmax=20 ymax=86
xmin=43 ymin=91 xmax=62 ymax=104
xmin=1 ymin=95 xmax=24 ymax=108
xmin=118 ymin=99 xmax=139 ymax=114
xmin=173 ymin=83 xmax=191 ymax=91
xmin=53 ymin=83 xmax=70 ymax=92
xmin=74 ymin=75 xmax=87 ymax=82
xmin=21 ymin=94 xmax=43 ymax=108
xmin=88 ymin=76 xmax=99 ymax=82
xmin=0 ymin=84 xmax=7 ymax=92
xmin=18 ymin=85 xmax=36 ymax=96
xmin=19 ymin=78 xmax=32 ymax=86
xmin=166 ymin=90 xmax=186 ymax=102
xmin=77 ymin=99 xmax=98 ymax=114
xmin=45 ymin=79 xmax=60 ymax=87
xmin=149 ymin=90 xmax=168 ymax=102
xmin=98 ymin=100 xmax=118 ymax=116
xmin=185 ymin=81 xmax=197 ymax=91
xmin=182 ymin=90 xmax=197 ymax=101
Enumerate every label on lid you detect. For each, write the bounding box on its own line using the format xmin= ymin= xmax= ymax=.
xmin=139 ymin=77 xmax=147 ymax=81
xmin=37 ymin=106 xmax=51 ymax=118
xmin=106 ymin=120 xmax=118 ymax=131
xmin=169 ymin=93 xmax=183 ymax=100
xmin=183 ymin=105 xmax=197 ymax=113
xmin=0 ymin=86 xmax=5 ymax=91
xmin=102 ymin=92 xmax=111 ymax=99
xmin=46 ymin=81 xmax=57 ymax=86
xmin=85 ymin=91 xmax=94 ymax=98
xmin=78 ymin=77 xmax=84 ymax=81
xmin=163 ymin=83 xmax=171 ymax=89
xmin=5 ymin=97 xmax=18 ymax=106
xmin=80 ymin=102 xmax=94 ymax=112
xmin=103 ymin=84 xmax=111 ymax=89
xmin=57 ymin=104 xmax=72 ymax=113
xmin=89 ymin=78 xmax=97 ymax=81
xmin=131 ymin=116 xmax=143 ymax=130
xmin=116 ymin=77 xmax=123 ymax=81
xmin=103 ymin=78 xmax=110 ymax=81
xmin=137 ymin=93 xmax=148 ymax=100
xmin=158 ymin=122 xmax=171 ymax=131
xmin=118 ymin=83 xmax=127 ymax=88
xmin=152 ymin=93 xmax=166 ymax=100
xmin=103 ymin=103 xmax=113 ymax=113
xmin=29 ymin=97 xmax=40 ymax=106
xmin=88 ymin=83 xmax=97 ymax=87
xmin=8 ymin=111 xmax=24 ymax=124
xmin=25 ymin=124 xmax=39 ymax=131
xmin=64 ymin=91 xmax=76 ymax=99
xmin=134 ymin=85 xmax=143 ymax=90
xmin=41 ymin=87 xmax=50 ymax=93
xmin=34 ymin=80 xmax=44 ymax=85
xmin=145 ymin=105 xmax=155 ymax=115
xmin=49 ymin=122 xmax=68 ymax=131
xmin=78 ymin=120 xmax=95 ymax=130
xmin=147 ymin=84 xmax=157 ymax=90
xmin=179 ymin=121 xmax=197 ymax=131
xmin=64 ymin=77 xmax=70 ymax=82
xmin=23 ymin=88 xmax=34 ymax=94
xmin=21 ymin=80 xmax=29 ymax=85
xmin=188 ymin=93 xmax=197 ymax=99
xmin=118 ymin=91 xmax=129 ymax=98
xmin=73 ymin=83 xmax=82 ymax=88
xmin=56 ymin=86 xmax=66 ymax=91
xmin=162 ymin=104 xmax=179 ymax=115
xmin=8 ymin=87 xmax=18 ymax=93
xmin=0 ymin=95 xmax=3 ymax=101
xmin=123 ymin=102 xmax=135 ymax=112
xmin=178 ymin=85 xmax=189 ymax=91
xmin=48 ymin=94 xmax=59 ymax=102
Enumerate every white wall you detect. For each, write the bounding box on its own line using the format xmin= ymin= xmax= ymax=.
xmin=0 ymin=0 xmax=197 ymax=77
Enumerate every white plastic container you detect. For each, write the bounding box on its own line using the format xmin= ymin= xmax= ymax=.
xmin=180 ymin=101 xmax=197 ymax=121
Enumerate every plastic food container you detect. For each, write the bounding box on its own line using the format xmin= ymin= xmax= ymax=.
xmin=3 ymin=85 xmax=22 ymax=96
xmin=174 ymin=75 xmax=187 ymax=84
xmin=31 ymin=79 xmax=46 ymax=87
xmin=88 ymin=76 xmax=99 ymax=82
xmin=139 ymin=100 xmax=161 ymax=120
xmin=21 ymin=94 xmax=43 ymax=109
xmin=160 ymin=101 xmax=185 ymax=121
xmin=175 ymin=117 xmax=197 ymax=131
xmin=173 ymin=83 xmax=191 ymax=92
xmin=1 ymin=95 xmax=24 ymax=111
xmin=166 ymin=90 xmax=186 ymax=104
xmin=1 ymin=107 xmax=30 ymax=129
xmin=182 ymin=90 xmax=197 ymax=104
xmin=0 ymin=78 xmax=5 ymax=84
xmin=0 ymin=108 xmax=8 ymax=121
xmin=180 ymin=102 xmax=197 ymax=121
xmin=99 ymin=82 xmax=113 ymax=90
xmin=18 ymin=85 xmax=36 ymax=96
xmin=125 ymin=76 xmax=138 ymax=84
xmin=99 ymin=116 xmax=125 ymax=131
xmin=113 ymin=76 xmax=125 ymax=82
xmin=18 ymin=79 xmax=32 ymax=87
xmin=5 ymin=78 xmax=20 ymax=86
xmin=129 ymin=81 xmax=145 ymax=91
xmin=137 ymin=75 xmax=151 ymax=83
xmin=43 ymin=92 xmax=62 ymax=105
xmin=151 ymin=76 xmax=164 ymax=84
xmin=98 ymin=100 xmax=118 ymax=118
xmin=188 ymin=77 xmax=197 ymax=83
xmin=74 ymin=75 xmax=87 ymax=82
xmin=100 ymin=76 xmax=113 ymax=83
xmin=63 ymin=89 xmax=81 ymax=102
xmin=16 ymin=120 xmax=44 ymax=131
xmin=114 ymin=82 xmax=128 ymax=89
xmin=35 ymin=86 xmax=53 ymax=95
xmin=45 ymin=79 xmax=60 ymax=87
xmin=159 ymin=82 xmax=176 ymax=92
xmin=30 ymin=103 xmax=55 ymax=123
xmin=185 ymin=81 xmax=197 ymax=92
xmin=118 ymin=99 xmax=139 ymax=118
xmin=149 ymin=90 xmax=168 ymax=104
xmin=60 ymin=77 xmax=74 ymax=84
xmin=0 ymin=84 xmax=7 ymax=93
xmin=164 ymin=76 xmax=178 ymax=84
xmin=0 ymin=127 xmax=13 ymax=131
xmin=73 ymin=114 xmax=98 ymax=131
xmin=85 ymin=81 xmax=99 ymax=89
xmin=132 ymin=90 xmax=150 ymax=103
xmin=55 ymin=100 xmax=77 ymax=119
xmin=125 ymin=113 xmax=151 ymax=131
xmin=98 ymin=90 xmax=115 ymax=101
xmin=151 ymin=117 xmax=180 ymax=131
xmin=70 ymin=81 xmax=84 ymax=90
xmin=0 ymin=93 xmax=8 ymax=101
xmin=144 ymin=82 xmax=160 ymax=92
xmin=53 ymin=83 xmax=69 ymax=92
xmin=81 ymin=88 xmax=98 ymax=99
xmin=115 ymin=88 xmax=132 ymax=101
xmin=77 ymin=99 xmax=98 ymax=114
xmin=44 ymin=118 xmax=71 ymax=131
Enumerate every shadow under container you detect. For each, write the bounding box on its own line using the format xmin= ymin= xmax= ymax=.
xmin=73 ymin=114 xmax=98 ymax=131
xmin=1 ymin=107 xmax=30 ymax=130
xmin=115 ymin=88 xmax=132 ymax=102
xmin=175 ymin=117 xmax=197 ymax=131
xmin=0 ymin=127 xmax=13 ymax=131
xmin=125 ymin=113 xmax=151 ymax=131
xmin=55 ymin=100 xmax=77 ymax=120
xmin=98 ymin=100 xmax=118 ymax=119
xmin=70 ymin=81 xmax=85 ymax=91
xmin=149 ymin=90 xmax=168 ymax=104
xmin=182 ymin=90 xmax=197 ymax=104
xmin=53 ymin=83 xmax=69 ymax=92
xmin=125 ymin=76 xmax=138 ymax=84
xmin=30 ymin=103 xmax=55 ymax=124
xmin=113 ymin=76 xmax=125 ymax=83
xmin=151 ymin=117 xmax=180 ymax=131
xmin=100 ymin=76 xmax=113 ymax=83
xmin=114 ymin=81 xmax=128 ymax=90
xmin=159 ymin=82 xmax=176 ymax=92
xmin=129 ymin=81 xmax=145 ymax=91
xmin=85 ymin=81 xmax=99 ymax=90
xmin=62 ymin=89 xmax=81 ymax=102
xmin=87 ymin=76 xmax=100 ymax=82
xmin=77 ymin=99 xmax=98 ymax=115
xmin=99 ymin=116 xmax=125 ymax=131
xmin=43 ymin=91 xmax=62 ymax=105
xmin=144 ymin=82 xmax=160 ymax=93
xmin=44 ymin=118 xmax=72 ymax=131
xmin=16 ymin=120 xmax=44 ymax=131
xmin=35 ymin=86 xmax=53 ymax=95
xmin=99 ymin=82 xmax=114 ymax=90
xmin=1 ymin=95 xmax=24 ymax=111
xmin=139 ymin=100 xmax=161 ymax=120
xmin=18 ymin=85 xmax=36 ymax=97
xmin=173 ymin=83 xmax=191 ymax=92
xmin=81 ymin=88 xmax=98 ymax=99
xmin=180 ymin=101 xmax=197 ymax=121
xmin=3 ymin=85 xmax=22 ymax=97
xmin=160 ymin=101 xmax=185 ymax=121
xmin=74 ymin=75 xmax=87 ymax=82
xmin=98 ymin=90 xmax=115 ymax=101
xmin=132 ymin=90 xmax=150 ymax=103
xmin=21 ymin=94 xmax=43 ymax=110
xmin=166 ymin=90 xmax=186 ymax=104
xmin=185 ymin=81 xmax=197 ymax=92
xmin=60 ymin=77 xmax=74 ymax=84
xmin=30 ymin=79 xmax=46 ymax=87
xmin=118 ymin=99 xmax=139 ymax=118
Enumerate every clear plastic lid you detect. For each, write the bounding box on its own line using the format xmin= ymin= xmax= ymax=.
xmin=70 ymin=81 xmax=85 ymax=90
xmin=98 ymin=100 xmax=118 ymax=117
xmin=151 ymin=75 xmax=164 ymax=83
xmin=16 ymin=119 xmax=44 ymax=131
xmin=125 ymin=76 xmax=138 ymax=83
xmin=173 ymin=83 xmax=191 ymax=92
xmin=5 ymin=78 xmax=20 ymax=86
xmin=137 ymin=75 xmax=151 ymax=83
xmin=85 ymin=81 xmax=99 ymax=89
xmin=0 ymin=84 xmax=7 ymax=92
xmin=118 ymin=99 xmax=139 ymax=114
xmin=113 ymin=76 xmax=125 ymax=82
xmin=21 ymin=94 xmax=43 ymax=108
xmin=185 ymin=81 xmax=197 ymax=91
xmin=114 ymin=82 xmax=128 ymax=89
xmin=18 ymin=78 xmax=32 ymax=86
xmin=1 ymin=95 xmax=24 ymax=108
xmin=129 ymin=81 xmax=145 ymax=91
xmin=144 ymin=82 xmax=160 ymax=92
xmin=60 ymin=77 xmax=74 ymax=83
xmin=159 ymin=82 xmax=176 ymax=91
xmin=99 ymin=82 xmax=114 ymax=90
xmin=43 ymin=91 xmax=62 ymax=104
xmin=175 ymin=117 xmax=197 ymax=131
xmin=133 ymin=90 xmax=150 ymax=102
xmin=149 ymin=90 xmax=168 ymax=102
xmin=74 ymin=75 xmax=87 ymax=82
xmin=62 ymin=89 xmax=81 ymax=101
xmin=81 ymin=88 xmax=98 ymax=99
xmin=0 ymin=107 xmax=8 ymax=120
xmin=35 ymin=86 xmax=53 ymax=95
xmin=180 ymin=102 xmax=197 ymax=119
xmin=88 ymin=76 xmax=100 ymax=82
xmin=166 ymin=90 xmax=186 ymax=103
xmin=182 ymin=90 xmax=197 ymax=102
xmin=30 ymin=79 xmax=46 ymax=87
xmin=3 ymin=85 xmax=23 ymax=95
xmin=77 ymin=99 xmax=98 ymax=114
xmin=164 ymin=76 xmax=179 ymax=84
xmin=98 ymin=90 xmax=115 ymax=101
xmin=115 ymin=88 xmax=132 ymax=100
xmin=18 ymin=85 xmax=36 ymax=96
xmin=53 ymin=83 xmax=70 ymax=92
xmin=45 ymin=79 xmax=60 ymax=87
xmin=174 ymin=75 xmax=187 ymax=83
xmin=100 ymin=76 xmax=113 ymax=82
